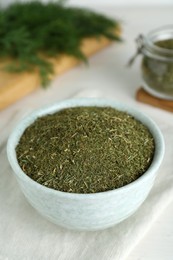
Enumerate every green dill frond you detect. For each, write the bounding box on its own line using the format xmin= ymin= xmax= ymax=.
xmin=0 ymin=1 xmax=121 ymax=87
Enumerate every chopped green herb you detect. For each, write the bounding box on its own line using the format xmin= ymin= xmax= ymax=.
xmin=16 ymin=106 xmax=155 ymax=193
xmin=142 ymin=39 xmax=173 ymax=96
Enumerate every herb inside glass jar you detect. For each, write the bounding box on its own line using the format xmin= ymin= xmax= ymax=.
xmin=142 ymin=38 xmax=173 ymax=98
xmin=16 ymin=106 xmax=155 ymax=194
xmin=138 ymin=26 xmax=173 ymax=99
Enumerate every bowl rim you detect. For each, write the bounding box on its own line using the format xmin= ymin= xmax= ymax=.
xmin=7 ymin=98 xmax=165 ymax=199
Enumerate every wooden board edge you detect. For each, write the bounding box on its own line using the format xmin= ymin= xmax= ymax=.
xmin=136 ymin=87 xmax=173 ymax=113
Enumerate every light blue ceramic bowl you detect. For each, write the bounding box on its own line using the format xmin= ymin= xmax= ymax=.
xmin=7 ymin=98 xmax=165 ymax=231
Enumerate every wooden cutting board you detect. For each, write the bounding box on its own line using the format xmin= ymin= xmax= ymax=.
xmin=0 ymin=32 xmax=119 ymax=111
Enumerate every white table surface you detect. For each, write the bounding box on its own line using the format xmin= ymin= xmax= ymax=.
xmin=0 ymin=6 xmax=173 ymax=260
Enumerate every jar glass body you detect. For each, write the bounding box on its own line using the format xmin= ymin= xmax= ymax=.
xmin=141 ymin=26 xmax=173 ymax=100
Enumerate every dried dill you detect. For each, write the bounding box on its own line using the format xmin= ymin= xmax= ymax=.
xmin=142 ymin=39 xmax=173 ymax=96
xmin=16 ymin=106 xmax=155 ymax=194
xmin=0 ymin=1 xmax=120 ymax=87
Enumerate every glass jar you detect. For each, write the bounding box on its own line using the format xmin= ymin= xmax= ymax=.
xmin=137 ymin=26 xmax=173 ymax=100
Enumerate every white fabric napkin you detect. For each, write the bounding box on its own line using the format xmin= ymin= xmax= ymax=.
xmin=0 ymin=89 xmax=173 ymax=260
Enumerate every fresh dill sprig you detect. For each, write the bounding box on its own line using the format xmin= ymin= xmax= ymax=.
xmin=0 ymin=1 xmax=121 ymax=87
